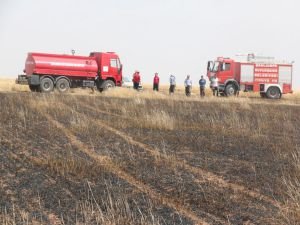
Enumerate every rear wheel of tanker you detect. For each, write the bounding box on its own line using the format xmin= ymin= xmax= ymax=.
xmin=225 ymin=83 xmax=237 ymax=97
xmin=99 ymin=80 xmax=115 ymax=92
xmin=40 ymin=77 xmax=54 ymax=93
xmin=56 ymin=78 xmax=70 ymax=93
xmin=29 ymin=85 xmax=40 ymax=92
xmin=266 ymin=87 xmax=281 ymax=99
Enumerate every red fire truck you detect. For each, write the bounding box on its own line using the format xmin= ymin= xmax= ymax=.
xmin=17 ymin=51 xmax=122 ymax=92
xmin=207 ymin=54 xmax=293 ymax=99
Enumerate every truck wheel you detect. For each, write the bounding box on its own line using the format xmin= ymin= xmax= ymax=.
xmin=40 ymin=77 xmax=54 ymax=93
xmin=56 ymin=78 xmax=70 ymax=93
xmin=100 ymin=80 xmax=115 ymax=92
xmin=266 ymin=87 xmax=281 ymax=99
xmin=29 ymin=85 xmax=40 ymax=92
xmin=225 ymin=83 xmax=237 ymax=96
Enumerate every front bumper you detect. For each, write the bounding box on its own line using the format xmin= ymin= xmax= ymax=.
xmin=210 ymin=84 xmax=225 ymax=91
xmin=16 ymin=75 xmax=28 ymax=85
xmin=218 ymin=84 xmax=225 ymax=91
xmin=16 ymin=74 xmax=40 ymax=86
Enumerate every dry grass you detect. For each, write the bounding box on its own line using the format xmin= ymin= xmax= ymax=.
xmin=140 ymin=110 xmax=175 ymax=130
xmin=0 ymin=184 xmax=160 ymax=225
xmin=278 ymin=148 xmax=300 ymax=225
xmin=42 ymin=154 xmax=103 ymax=179
xmin=0 ymin=79 xmax=29 ymax=92
xmin=2 ymin=78 xmax=300 ymax=102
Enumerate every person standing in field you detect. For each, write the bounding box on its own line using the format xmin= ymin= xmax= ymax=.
xmin=199 ymin=75 xmax=206 ymax=97
xmin=210 ymin=76 xmax=219 ymax=96
xmin=184 ymin=75 xmax=192 ymax=97
xmin=153 ymin=73 xmax=160 ymax=91
xmin=169 ymin=74 xmax=176 ymax=94
xmin=132 ymin=71 xmax=141 ymax=90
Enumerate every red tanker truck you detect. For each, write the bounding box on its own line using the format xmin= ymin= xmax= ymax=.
xmin=207 ymin=54 xmax=293 ymax=99
xmin=17 ymin=51 xmax=122 ymax=92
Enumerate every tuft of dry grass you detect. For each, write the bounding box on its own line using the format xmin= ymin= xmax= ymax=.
xmin=41 ymin=154 xmax=103 ymax=179
xmin=138 ymin=109 xmax=175 ymax=130
xmin=75 ymin=181 xmax=161 ymax=225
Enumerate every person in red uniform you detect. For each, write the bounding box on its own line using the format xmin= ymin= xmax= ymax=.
xmin=153 ymin=73 xmax=160 ymax=91
xmin=132 ymin=71 xmax=141 ymax=90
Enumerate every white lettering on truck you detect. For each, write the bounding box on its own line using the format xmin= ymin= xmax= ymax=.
xmin=35 ymin=61 xmax=85 ymax=67
xmin=50 ymin=62 xmax=85 ymax=67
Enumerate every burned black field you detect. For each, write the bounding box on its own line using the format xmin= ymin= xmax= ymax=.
xmin=1 ymin=91 xmax=300 ymax=225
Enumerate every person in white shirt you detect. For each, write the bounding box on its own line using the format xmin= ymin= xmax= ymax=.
xmin=184 ymin=75 xmax=192 ymax=96
xmin=169 ymin=74 xmax=176 ymax=94
xmin=210 ymin=76 xmax=219 ymax=96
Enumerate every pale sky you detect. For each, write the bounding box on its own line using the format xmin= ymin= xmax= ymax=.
xmin=0 ymin=0 xmax=299 ymax=88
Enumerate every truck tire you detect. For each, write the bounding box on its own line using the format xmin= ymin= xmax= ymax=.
xmin=100 ymin=80 xmax=115 ymax=92
xmin=29 ymin=85 xmax=40 ymax=92
xmin=40 ymin=77 xmax=54 ymax=93
xmin=225 ymin=83 xmax=237 ymax=97
xmin=56 ymin=78 xmax=70 ymax=93
xmin=266 ymin=87 xmax=281 ymax=99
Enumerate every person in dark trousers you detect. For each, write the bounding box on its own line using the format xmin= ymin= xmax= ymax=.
xmin=184 ymin=75 xmax=192 ymax=96
xmin=132 ymin=71 xmax=141 ymax=90
xmin=169 ymin=74 xmax=176 ymax=95
xmin=199 ymin=75 xmax=206 ymax=97
xmin=153 ymin=73 xmax=160 ymax=91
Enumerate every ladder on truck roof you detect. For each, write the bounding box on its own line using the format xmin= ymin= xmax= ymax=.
xmin=234 ymin=54 xmax=291 ymax=65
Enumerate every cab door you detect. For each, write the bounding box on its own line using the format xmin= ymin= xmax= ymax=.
xmin=219 ymin=62 xmax=233 ymax=81
xmin=109 ymin=58 xmax=122 ymax=85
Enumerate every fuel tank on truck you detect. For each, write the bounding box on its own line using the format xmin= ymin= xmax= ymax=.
xmin=25 ymin=53 xmax=98 ymax=78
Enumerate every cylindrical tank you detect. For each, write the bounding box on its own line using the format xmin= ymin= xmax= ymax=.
xmin=25 ymin=52 xmax=98 ymax=77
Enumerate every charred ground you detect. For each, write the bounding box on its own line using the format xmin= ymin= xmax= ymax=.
xmin=0 ymin=89 xmax=300 ymax=225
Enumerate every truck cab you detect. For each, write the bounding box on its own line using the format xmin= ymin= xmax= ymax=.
xmin=89 ymin=52 xmax=123 ymax=88
xmin=207 ymin=58 xmax=239 ymax=96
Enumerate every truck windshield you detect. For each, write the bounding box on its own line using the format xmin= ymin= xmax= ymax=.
xmin=213 ymin=61 xmax=220 ymax=72
xmin=117 ymin=58 xmax=122 ymax=74
xmin=207 ymin=61 xmax=213 ymax=72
